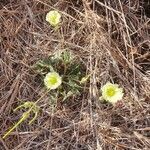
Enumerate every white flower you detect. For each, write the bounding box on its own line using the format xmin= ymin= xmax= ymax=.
xmin=46 ymin=10 xmax=61 ymax=27
xmin=101 ymin=82 xmax=124 ymax=104
xmin=44 ymin=72 xmax=62 ymax=90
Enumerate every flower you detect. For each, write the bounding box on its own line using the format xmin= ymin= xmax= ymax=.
xmin=46 ymin=10 xmax=61 ymax=27
xmin=44 ymin=72 xmax=62 ymax=90
xmin=101 ymin=82 xmax=124 ymax=104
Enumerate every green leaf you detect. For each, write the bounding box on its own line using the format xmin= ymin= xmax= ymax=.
xmin=62 ymin=91 xmax=73 ymax=101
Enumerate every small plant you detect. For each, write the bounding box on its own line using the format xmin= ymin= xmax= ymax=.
xmin=46 ymin=10 xmax=61 ymax=27
xmin=3 ymin=10 xmax=88 ymax=139
xmin=100 ymin=82 xmax=124 ymax=104
xmin=3 ymin=102 xmax=39 ymax=139
xmin=35 ymin=50 xmax=86 ymax=101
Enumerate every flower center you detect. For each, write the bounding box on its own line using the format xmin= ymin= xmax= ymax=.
xmin=50 ymin=12 xmax=59 ymax=25
xmin=51 ymin=15 xmax=56 ymax=23
xmin=48 ymin=76 xmax=57 ymax=85
xmin=106 ymin=88 xmax=116 ymax=97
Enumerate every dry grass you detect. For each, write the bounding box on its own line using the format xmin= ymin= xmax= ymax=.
xmin=0 ymin=0 xmax=150 ymax=149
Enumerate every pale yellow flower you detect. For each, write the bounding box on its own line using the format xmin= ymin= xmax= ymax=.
xmin=44 ymin=72 xmax=62 ymax=90
xmin=46 ymin=10 xmax=61 ymax=27
xmin=101 ymin=82 xmax=124 ymax=104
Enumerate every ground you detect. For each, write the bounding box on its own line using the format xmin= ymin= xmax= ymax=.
xmin=0 ymin=0 xmax=150 ymax=150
